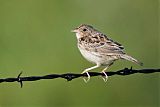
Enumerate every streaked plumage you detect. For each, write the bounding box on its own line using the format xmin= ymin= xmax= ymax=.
xmin=72 ymin=24 xmax=143 ymax=82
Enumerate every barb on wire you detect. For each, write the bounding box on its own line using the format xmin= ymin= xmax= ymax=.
xmin=0 ymin=67 xmax=159 ymax=88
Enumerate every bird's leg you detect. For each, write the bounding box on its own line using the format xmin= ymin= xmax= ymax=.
xmin=101 ymin=66 xmax=109 ymax=82
xmin=101 ymin=63 xmax=113 ymax=82
xmin=82 ymin=64 xmax=100 ymax=83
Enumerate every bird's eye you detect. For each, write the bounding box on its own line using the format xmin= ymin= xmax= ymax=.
xmin=83 ymin=28 xmax=87 ymax=32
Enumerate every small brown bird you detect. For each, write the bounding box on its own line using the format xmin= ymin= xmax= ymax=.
xmin=72 ymin=24 xmax=143 ymax=82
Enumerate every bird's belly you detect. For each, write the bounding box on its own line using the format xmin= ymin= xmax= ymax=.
xmin=79 ymin=48 xmax=116 ymax=65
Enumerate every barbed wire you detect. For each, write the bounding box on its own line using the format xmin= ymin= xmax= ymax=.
xmin=0 ymin=67 xmax=159 ymax=88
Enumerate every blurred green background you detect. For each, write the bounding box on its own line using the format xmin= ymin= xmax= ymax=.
xmin=0 ymin=0 xmax=159 ymax=107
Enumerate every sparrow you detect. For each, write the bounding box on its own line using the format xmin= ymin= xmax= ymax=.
xmin=72 ymin=24 xmax=143 ymax=82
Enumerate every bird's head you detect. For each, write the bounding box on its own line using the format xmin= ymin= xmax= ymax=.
xmin=71 ymin=24 xmax=96 ymax=39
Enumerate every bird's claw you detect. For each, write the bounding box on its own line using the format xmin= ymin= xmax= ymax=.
xmin=82 ymin=72 xmax=90 ymax=83
xmin=101 ymin=71 xmax=108 ymax=82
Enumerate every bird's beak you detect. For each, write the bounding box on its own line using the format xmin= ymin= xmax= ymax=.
xmin=71 ymin=29 xmax=78 ymax=33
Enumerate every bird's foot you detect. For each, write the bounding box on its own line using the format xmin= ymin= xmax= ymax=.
xmin=101 ymin=71 xmax=108 ymax=82
xmin=82 ymin=72 xmax=90 ymax=83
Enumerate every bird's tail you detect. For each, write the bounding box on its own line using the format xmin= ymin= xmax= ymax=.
xmin=120 ymin=54 xmax=143 ymax=66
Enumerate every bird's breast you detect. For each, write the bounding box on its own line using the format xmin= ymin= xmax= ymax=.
xmin=78 ymin=45 xmax=117 ymax=65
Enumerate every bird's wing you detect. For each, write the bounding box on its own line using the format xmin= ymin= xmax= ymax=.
xmin=97 ymin=34 xmax=124 ymax=53
xmin=90 ymin=33 xmax=125 ymax=55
